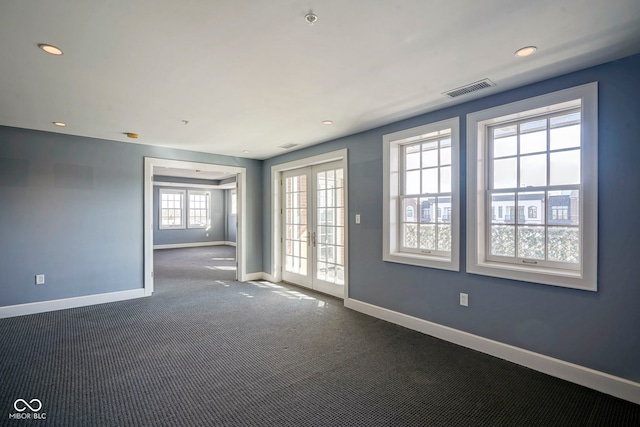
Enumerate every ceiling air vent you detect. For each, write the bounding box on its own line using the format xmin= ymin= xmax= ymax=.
xmin=278 ymin=143 xmax=300 ymax=150
xmin=443 ymin=79 xmax=495 ymax=98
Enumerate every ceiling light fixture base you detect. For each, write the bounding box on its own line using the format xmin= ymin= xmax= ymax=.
xmin=38 ymin=43 xmax=63 ymax=55
xmin=304 ymin=12 xmax=317 ymax=25
xmin=515 ymin=46 xmax=537 ymax=57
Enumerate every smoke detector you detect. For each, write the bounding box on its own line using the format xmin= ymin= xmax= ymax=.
xmin=304 ymin=13 xmax=317 ymax=24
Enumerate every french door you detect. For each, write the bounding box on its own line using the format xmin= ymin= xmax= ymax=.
xmin=281 ymin=161 xmax=345 ymax=298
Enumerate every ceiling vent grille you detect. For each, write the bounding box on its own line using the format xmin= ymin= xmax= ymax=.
xmin=278 ymin=143 xmax=300 ymax=150
xmin=443 ymin=79 xmax=495 ymax=98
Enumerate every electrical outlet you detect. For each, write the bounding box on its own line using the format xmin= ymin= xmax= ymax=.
xmin=35 ymin=274 xmax=45 ymax=285
xmin=459 ymin=292 xmax=468 ymax=307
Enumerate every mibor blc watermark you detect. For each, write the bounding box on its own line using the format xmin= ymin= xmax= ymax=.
xmin=8 ymin=399 xmax=46 ymax=420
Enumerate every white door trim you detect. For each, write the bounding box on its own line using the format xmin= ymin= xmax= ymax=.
xmin=271 ymin=149 xmax=349 ymax=298
xmin=144 ymin=157 xmax=247 ymax=296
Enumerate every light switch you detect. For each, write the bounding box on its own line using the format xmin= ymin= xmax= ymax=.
xmin=355 ymin=214 xmax=361 ymax=224
xmin=460 ymin=293 xmax=468 ymax=307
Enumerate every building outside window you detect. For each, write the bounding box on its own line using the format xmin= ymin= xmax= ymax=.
xmin=551 ymin=205 xmax=569 ymax=221
xmin=406 ymin=205 xmax=415 ymax=221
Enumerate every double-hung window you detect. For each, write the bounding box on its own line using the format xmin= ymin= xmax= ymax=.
xmin=383 ymin=117 xmax=460 ymax=271
xmin=467 ymin=83 xmax=597 ymax=290
xmin=159 ymin=189 xmax=185 ymax=229
xmin=188 ymin=190 xmax=210 ymax=228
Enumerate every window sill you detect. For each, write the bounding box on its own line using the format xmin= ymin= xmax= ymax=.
xmin=384 ymin=251 xmax=459 ymax=272
xmin=468 ymin=260 xmax=595 ymax=291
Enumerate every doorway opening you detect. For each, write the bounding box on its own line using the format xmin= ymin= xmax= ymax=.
xmin=144 ymin=158 xmax=247 ymax=296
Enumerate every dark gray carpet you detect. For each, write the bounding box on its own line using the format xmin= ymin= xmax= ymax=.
xmin=0 ymin=246 xmax=638 ymax=426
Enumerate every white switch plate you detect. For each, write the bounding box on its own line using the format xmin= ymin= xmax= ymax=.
xmin=35 ymin=274 xmax=45 ymax=285
xmin=460 ymin=292 xmax=468 ymax=307
xmin=355 ymin=214 xmax=361 ymax=224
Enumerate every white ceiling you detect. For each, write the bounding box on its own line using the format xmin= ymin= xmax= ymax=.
xmin=1 ymin=0 xmax=639 ymax=160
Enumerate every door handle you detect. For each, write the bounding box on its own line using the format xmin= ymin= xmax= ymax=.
xmin=312 ymin=231 xmax=317 ymax=247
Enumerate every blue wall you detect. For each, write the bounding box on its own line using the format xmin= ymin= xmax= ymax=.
xmin=0 ymin=128 xmax=262 ymax=306
xmin=262 ymin=54 xmax=640 ymax=383
xmin=153 ymin=185 xmax=226 ymax=245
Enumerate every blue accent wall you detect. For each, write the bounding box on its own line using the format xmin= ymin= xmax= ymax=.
xmin=0 ymin=127 xmax=262 ymax=306
xmin=153 ymin=186 xmax=226 ymax=245
xmin=261 ymin=54 xmax=640 ymax=383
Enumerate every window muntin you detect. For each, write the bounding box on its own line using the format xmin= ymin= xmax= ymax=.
xmin=487 ymin=108 xmax=581 ymax=269
xmin=466 ymin=82 xmax=597 ymax=291
xmin=188 ymin=191 xmax=210 ymax=228
xmin=160 ymin=189 xmax=185 ymax=229
xmin=400 ymin=134 xmax=453 ymax=256
xmin=383 ymin=117 xmax=460 ymax=271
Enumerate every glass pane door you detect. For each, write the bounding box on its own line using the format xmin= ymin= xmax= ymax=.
xmin=281 ymin=169 xmax=311 ymax=287
xmin=281 ymin=161 xmax=346 ymax=298
xmin=312 ymin=162 xmax=345 ymax=297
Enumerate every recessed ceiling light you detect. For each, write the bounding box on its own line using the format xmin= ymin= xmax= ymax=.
xmin=38 ymin=43 xmax=63 ymax=56
xmin=515 ymin=46 xmax=537 ymax=57
xmin=322 ymin=120 xmax=333 ymax=125
xmin=242 ymin=150 xmax=250 ymax=154
xmin=53 ymin=121 xmax=66 ymax=127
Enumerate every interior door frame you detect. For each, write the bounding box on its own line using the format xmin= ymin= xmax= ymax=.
xmin=271 ymin=149 xmax=349 ymax=298
xmin=144 ymin=157 xmax=247 ymax=296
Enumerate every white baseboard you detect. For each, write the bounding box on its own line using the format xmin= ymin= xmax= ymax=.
xmin=0 ymin=289 xmax=147 ymax=319
xmin=154 ymin=241 xmax=234 ymax=249
xmin=344 ymin=298 xmax=640 ymax=405
xmin=242 ymin=272 xmax=277 ymax=282
xmin=245 ymin=272 xmax=265 ymax=281
xmin=262 ymin=272 xmax=279 ymax=283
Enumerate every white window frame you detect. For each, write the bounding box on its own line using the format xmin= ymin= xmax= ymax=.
xmin=187 ymin=190 xmax=210 ymax=229
xmin=466 ymin=82 xmax=598 ymax=291
xmin=383 ymin=117 xmax=460 ymax=271
xmin=159 ymin=189 xmax=186 ymax=229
